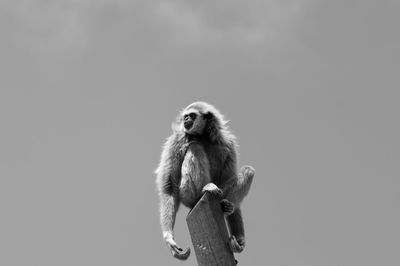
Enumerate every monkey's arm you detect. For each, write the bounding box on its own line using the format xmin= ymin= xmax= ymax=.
xmin=158 ymin=177 xmax=179 ymax=241
xmin=159 ymin=185 xmax=190 ymax=259
xmin=156 ymin=136 xmax=190 ymax=260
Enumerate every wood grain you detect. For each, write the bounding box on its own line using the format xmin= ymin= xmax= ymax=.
xmin=186 ymin=192 xmax=237 ymax=266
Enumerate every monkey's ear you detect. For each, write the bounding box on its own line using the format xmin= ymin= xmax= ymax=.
xmin=205 ymin=112 xmax=221 ymax=142
xmin=203 ymin=111 xmax=213 ymax=120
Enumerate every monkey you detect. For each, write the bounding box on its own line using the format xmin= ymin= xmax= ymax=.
xmin=155 ymin=101 xmax=255 ymax=260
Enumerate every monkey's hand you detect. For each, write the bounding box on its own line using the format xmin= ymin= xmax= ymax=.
xmin=229 ymin=235 xmax=245 ymax=253
xmin=220 ymin=199 xmax=235 ymax=215
xmin=202 ymin=183 xmax=223 ymax=197
xmin=164 ymin=235 xmax=190 ymax=260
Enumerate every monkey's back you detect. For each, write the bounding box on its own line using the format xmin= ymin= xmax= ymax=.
xmin=180 ymin=142 xmax=211 ymax=208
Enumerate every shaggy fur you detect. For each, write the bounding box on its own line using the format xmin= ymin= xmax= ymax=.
xmin=155 ymin=101 xmax=254 ymax=260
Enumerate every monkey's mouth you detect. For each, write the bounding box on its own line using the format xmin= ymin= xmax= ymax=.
xmin=184 ymin=121 xmax=193 ymax=130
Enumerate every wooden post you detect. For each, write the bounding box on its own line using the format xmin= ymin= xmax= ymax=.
xmin=186 ymin=192 xmax=237 ymax=266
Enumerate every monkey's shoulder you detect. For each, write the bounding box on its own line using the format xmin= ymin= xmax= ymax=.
xmin=165 ymin=132 xmax=191 ymax=159
xmin=203 ymin=140 xmax=236 ymax=160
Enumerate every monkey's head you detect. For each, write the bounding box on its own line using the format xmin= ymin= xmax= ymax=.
xmin=181 ymin=106 xmax=207 ymax=135
xmin=176 ymin=101 xmax=230 ymax=142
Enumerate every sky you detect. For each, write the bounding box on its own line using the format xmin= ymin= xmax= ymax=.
xmin=0 ymin=1 xmax=399 ymax=265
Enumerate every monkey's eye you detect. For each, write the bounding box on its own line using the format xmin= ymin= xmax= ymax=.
xmin=184 ymin=113 xmax=197 ymax=120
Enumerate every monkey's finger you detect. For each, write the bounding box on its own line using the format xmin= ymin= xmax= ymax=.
xmin=215 ymin=186 xmax=223 ymax=194
xmin=229 ymin=236 xmax=244 ymax=253
xmin=229 ymin=236 xmax=236 ymax=251
xmin=237 ymin=238 xmax=246 ymax=248
xmin=166 ymin=240 xmax=184 ymax=257
xmin=236 ymin=243 xmax=244 ymax=253
xmin=232 ymin=244 xmax=243 ymax=253
xmin=173 ymin=243 xmax=183 ymax=252
xmin=174 ymin=246 xmax=183 ymax=252
xmin=210 ymin=187 xmax=223 ymax=196
xmin=173 ymin=247 xmax=190 ymax=260
xmin=168 ymin=243 xmax=182 ymax=253
xmin=221 ymin=199 xmax=235 ymax=214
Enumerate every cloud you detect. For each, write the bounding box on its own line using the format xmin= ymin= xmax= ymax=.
xmin=153 ymin=0 xmax=310 ymax=47
xmin=1 ymin=0 xmax=310 ymax=54
xmin=1 ymin=0 xmax=128 ymax=53
xmin=10 ymin=0 xmax=88 ymax=53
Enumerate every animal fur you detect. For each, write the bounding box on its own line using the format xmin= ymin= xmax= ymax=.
xmin=155 ymin=101 xmax=254 ymax=260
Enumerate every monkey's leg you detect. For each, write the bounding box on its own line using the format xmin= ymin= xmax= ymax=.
xmin=224 ymin=165 xmax=255 ymax=252
xmin=227 ymin=208 xmax=246 ymax=253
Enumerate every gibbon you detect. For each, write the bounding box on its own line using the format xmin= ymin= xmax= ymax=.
xmin=155 ymin=101 xmax=254 ymax=260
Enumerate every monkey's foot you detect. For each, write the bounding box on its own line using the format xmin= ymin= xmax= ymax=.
xmin=202 ymin=183 xmax=223 ymax=197
xmin=229 ymin=235 xmax=245 ymax=253
xmin=220 ymin=199 xmax=235 ymax=215
xmin=165 ymin=237 xmax=191 ymax=260
xmin=241 ymin=165 xmax=255 ymax=179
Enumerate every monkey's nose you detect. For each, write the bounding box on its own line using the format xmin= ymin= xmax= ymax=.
xmin=184 ymin=121 xmax=193 ymax=130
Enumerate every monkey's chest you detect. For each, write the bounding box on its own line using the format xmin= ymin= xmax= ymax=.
xmin=179 ymin=144 xmax=211 ymax=207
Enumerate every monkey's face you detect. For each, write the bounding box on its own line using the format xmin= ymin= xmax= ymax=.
xmin=182 ymin=109 xmax=207 ymax=135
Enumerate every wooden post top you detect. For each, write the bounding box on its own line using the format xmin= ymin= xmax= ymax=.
xmin=186 ymin=192 xmax=237 ymax=266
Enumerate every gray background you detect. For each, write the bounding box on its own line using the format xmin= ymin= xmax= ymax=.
xmin=1 ymin=1 xmax=399 ymax=266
